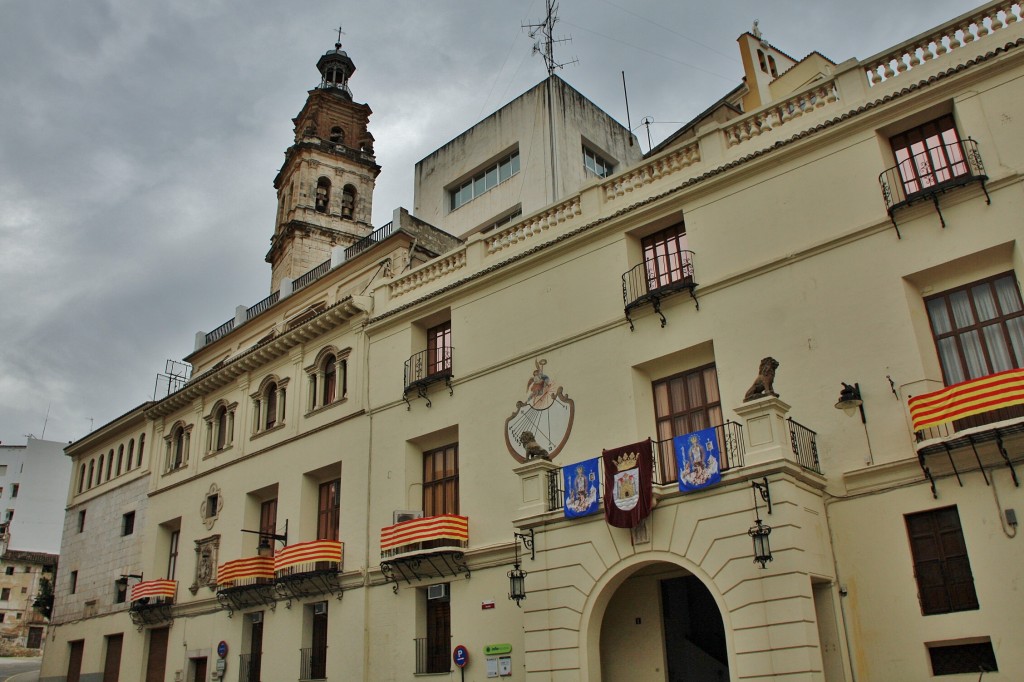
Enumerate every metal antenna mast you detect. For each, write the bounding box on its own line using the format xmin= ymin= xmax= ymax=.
xmin=523 ymin=0 xmax=578 ymax=204
xmin=523 ymin=0 xmax=578 ymax=76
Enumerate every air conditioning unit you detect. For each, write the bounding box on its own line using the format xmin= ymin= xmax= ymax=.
xmin=427 ymin=584 xmax=449 ymax=601
xmin=393 ymin=509 xmax=424 ymax=524
xmin=249 ymin=612 xmax=263 ymax=624
xmin=313 ymin=602 xmax=328 ymax=615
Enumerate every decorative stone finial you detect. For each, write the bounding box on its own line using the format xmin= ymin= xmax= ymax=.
xmin=743 ymin=357 xmax=780 ymax=402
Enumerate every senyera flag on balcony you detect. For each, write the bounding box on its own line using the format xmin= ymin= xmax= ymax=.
xmin=380 ymin=515 xmax=469 ymax=552
xmin=908 ymin=368 xmax=1024 ymax=431
xmin=273 ymin=539 xmax=343 ymax=572
xmin=130 ymin=579 xmax=177 ymax=602
xmin=216 ymin=556 xmax=274 ymax=587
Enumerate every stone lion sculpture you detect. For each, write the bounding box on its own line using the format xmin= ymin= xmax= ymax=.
xmin=519 ymin=431 xmax=550 ymax=460
xmin=743 ymin=357 xmax=780 ymax=402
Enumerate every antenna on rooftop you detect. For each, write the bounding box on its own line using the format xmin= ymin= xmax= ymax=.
xmin=153 ymin=359 xmax=193 ymax=400
xmin=639 ymin=116 xmax=654 ymax=152
xmin=40 ymin=402 xmax=51 ymax=440
xmin=523 ymin=0 xmax=578 ymax=77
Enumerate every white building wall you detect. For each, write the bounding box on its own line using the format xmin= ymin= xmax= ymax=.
xmin=0 ymin=438 xmax=70 ymax=554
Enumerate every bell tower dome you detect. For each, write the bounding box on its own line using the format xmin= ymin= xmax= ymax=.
xmin=267 ymin=37 xmax=381 ymax=291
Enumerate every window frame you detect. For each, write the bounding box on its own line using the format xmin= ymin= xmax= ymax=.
xmin=924 ymin=271 xmax=1024 ymax=386
xmin=641 ymin=223 xmax=693 ymax=292
xmin=889 ymin=114 xmax=968 ymax=197
xmin=449 ymin=150 xmax=520 ymax=211
xmin=426 ymin=322 xmax=452 ymax=377
xmin=583 ymin=145 xmax=613 ymax=178
xmin=121 ymin=511 xmax=135 ymax=537
xmin=423 ymin=444 xmax=459 ymax=517
xmin=317 ymin=479 xmax=340 ymax=541
xmin=905 ymin=505 xmax=979 ymax=616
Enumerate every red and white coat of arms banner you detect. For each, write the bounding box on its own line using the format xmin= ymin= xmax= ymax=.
xmin=602 ymin=439 xmax=653 ymax=528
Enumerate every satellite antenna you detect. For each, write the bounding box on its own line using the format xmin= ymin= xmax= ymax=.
xmin=523 ymin=0 xmax=578 ymax=77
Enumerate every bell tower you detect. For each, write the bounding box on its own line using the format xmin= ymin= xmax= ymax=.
xmin=267 ymin=37 xmax=381 ymax=291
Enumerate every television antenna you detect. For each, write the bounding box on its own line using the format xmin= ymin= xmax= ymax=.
xmin=523 ymin=0 xmax=578 ymax=76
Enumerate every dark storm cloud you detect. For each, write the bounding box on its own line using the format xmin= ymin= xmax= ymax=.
xmin=0 ymin=0 xmax=982 ymax=442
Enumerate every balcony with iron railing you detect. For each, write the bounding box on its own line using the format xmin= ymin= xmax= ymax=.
xmin=238 ymin=652 xmax=262 ymax=682
xmin=546 ymin=421 xmax=746 ymax=513
xmin=273 ymin=540 xmax=345 ymax=603
xmin=403 ymin=347 xmax=454 ymax=408
xmin=622 ymin=252 xmax=698 ymax=331
xmin=414 ymin=636 xmax=452 ymax=675
xmin=128 ymin=579 xmax=177 ymax=626
xmin=299 ymin=646 xmax=327 ymax=681
xmin=215 ymin=556 xmax=277 ymax=614
xmin=878 ymin=138 xmax=989 ymax=236
xmin=908 ymin=369 xmax=1024 ymax=497
xmin=379 ymin=515 xmax=470 ymax=591
xmin=786 ymin=419 xmax=822 ymax=475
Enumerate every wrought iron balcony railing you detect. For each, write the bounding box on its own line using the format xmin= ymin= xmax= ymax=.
xmin=654 ymin=421 xmax=746 ymax=486
xmin=415 ymin=636 xmax=452 ymax=675
xmin=878 ymin=138 xmax=989 ymax=237
xmin=787 ymin=418 xmax=822 ymax=474
xmin=622 ymin=252 xmax=698 ymax=330
xmin=299 ymin=646 xmax=327 ymax=681
xmin=238 ymin=652 xmax=262 ymax=682
xmin=403 ymin=346 xmax=454 ymax=408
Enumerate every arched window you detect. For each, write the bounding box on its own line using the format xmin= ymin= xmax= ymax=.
xmin=323 ymin=354 xmax=337 ymax=405
xmin=106 ymin=449 xmax=114 ymax=480
xmin=78 ymin=464 xmax=86 ymax=494
xmin=315 ymin=177 xmax=331 ymax=213
xmin=757 ymin=49 xmax=768 ymax=73
xmin=768 ymin=55 xmax=778 ymax=78
xmin=127 ymin=439 xmax=135 ymax=470
xmin=98 ymin=454 xmax=105 ymax=484
xmin=172 ymin=426 xmax=185 ymax=469
xmin=341 ymin=185 xmax=356 ymax=220
xmin=87 ymin=460 xmax=95 ymax=489
xmin=138 ymin=433 xmax=146 ymax=467
xmin=265 ymin=382 xmax=278 ymax=430
xmin=116 ymin=445 xmax=124 ymax=477
xmin=330 ymin=126 xmax=344 ymax=143
xmin=215 ymin=405 xmax=229 ymax=451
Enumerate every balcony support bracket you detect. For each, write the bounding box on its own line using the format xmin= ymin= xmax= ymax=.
xmin=995 ymin=434 xmax=1020 ymax=488
xmin=917 ymin=452 xmax=938 ymax=499
xmin=380 ymin=550 xmax=470 ymax=595
xmin=275 ymin=569 xmax=343 ymax=608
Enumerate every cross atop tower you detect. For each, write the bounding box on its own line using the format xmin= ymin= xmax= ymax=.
xmin=335 ymin=25 xmax=345 ymax=48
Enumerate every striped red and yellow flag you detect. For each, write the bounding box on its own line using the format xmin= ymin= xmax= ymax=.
xmin=273 ymin=539 xmax=343 ymax=573
xmin=217 ymin=556 xmax=274 ymax=587
xmin=130 ymin=579 xmax=177 ymax=602
xmin=908 ymin=368 xmax=1024 ymax=431
xmin=380 ymin=515 xmax=469 ymax=552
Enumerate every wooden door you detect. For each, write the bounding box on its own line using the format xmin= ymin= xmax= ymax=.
xmin=67 ymin=640 xmax=84 ymax=682
xmin=145 ymin=628 xmax=169 ymax=682
xmin=102 ymin=633 xmax=123 ymax=682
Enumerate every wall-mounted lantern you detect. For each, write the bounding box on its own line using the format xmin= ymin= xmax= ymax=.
xmin=508 ymin=529 xmax=534 ymax=607
xmin=748 ymin=478 xmax=773 ymax=569
xmin=241 ymin=519 xmax=289 ymax=558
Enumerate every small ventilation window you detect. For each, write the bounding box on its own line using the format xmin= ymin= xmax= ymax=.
xmin=928 ymin=640 xmax=997 ymax=675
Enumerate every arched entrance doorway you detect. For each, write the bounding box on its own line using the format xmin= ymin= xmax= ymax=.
xmin=599 ymin=563 xmax=729 ymax=682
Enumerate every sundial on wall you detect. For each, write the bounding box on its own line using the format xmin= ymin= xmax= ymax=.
xmin=504 ymin=359 xmax=575 ymax=463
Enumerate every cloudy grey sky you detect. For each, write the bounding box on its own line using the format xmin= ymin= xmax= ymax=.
xmin=0 ymin=0 xmax=983 ymax=445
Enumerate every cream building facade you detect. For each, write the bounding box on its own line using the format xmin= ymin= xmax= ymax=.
xmin=42 ymin=2 xmax=1024 ymax=680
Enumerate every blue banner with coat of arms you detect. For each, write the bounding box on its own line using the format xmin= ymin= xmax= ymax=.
xmin=673 ymin=426 xmax=721 ymax=492
xmin=562 ymin=457 xmax=600 ymax=518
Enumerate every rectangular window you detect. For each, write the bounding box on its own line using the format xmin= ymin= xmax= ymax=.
xmin=317 ymin=480 xmax=340 ymax=541
xmin=426 ymin=322 xmax=453 ymax=377
xmin=78 ymin=510 xmax=86 ymax=533
xmin=642 ymin=223 xmax=692 ymax=291
xmin=928 ymin=640 xmax=997 ymax=675
xmin=889 ymin=114 xmax=968 ymax=196
xmin=3 ymin=567 xmax=12 ymax=576
xmin=10 ymin=484 xmax=18 ymax=498
xmin=905 ymin=506 xmax=979 ymax=615
xmin=69 ymin=571 xmax=78 ymax=595
xmin=925 ymin=272 xmax=1024 ymax=385
xmin=167 ymin=531 xmax=179 ymax=580
xmin=114 ymin=579 xmax=128 ymax=604
xmin=449 ymin=151 xmax=520 ymax=210
xmin=423 ymin=444 xmax=459 ymax=517
xmin=121 ymin=512 xmax=135 ymax=536
xmin=260 ymin=498 xmax=278 ymax=555
xmin=304 ymin=603 xmax=328 ymax=680
xmin=0 ymin=588 xmax=9 ymax=600
xmin=652 ymin=364 xmax=723 ymax=483
xmin=583 ymin=146 xmax=613 ymax=178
